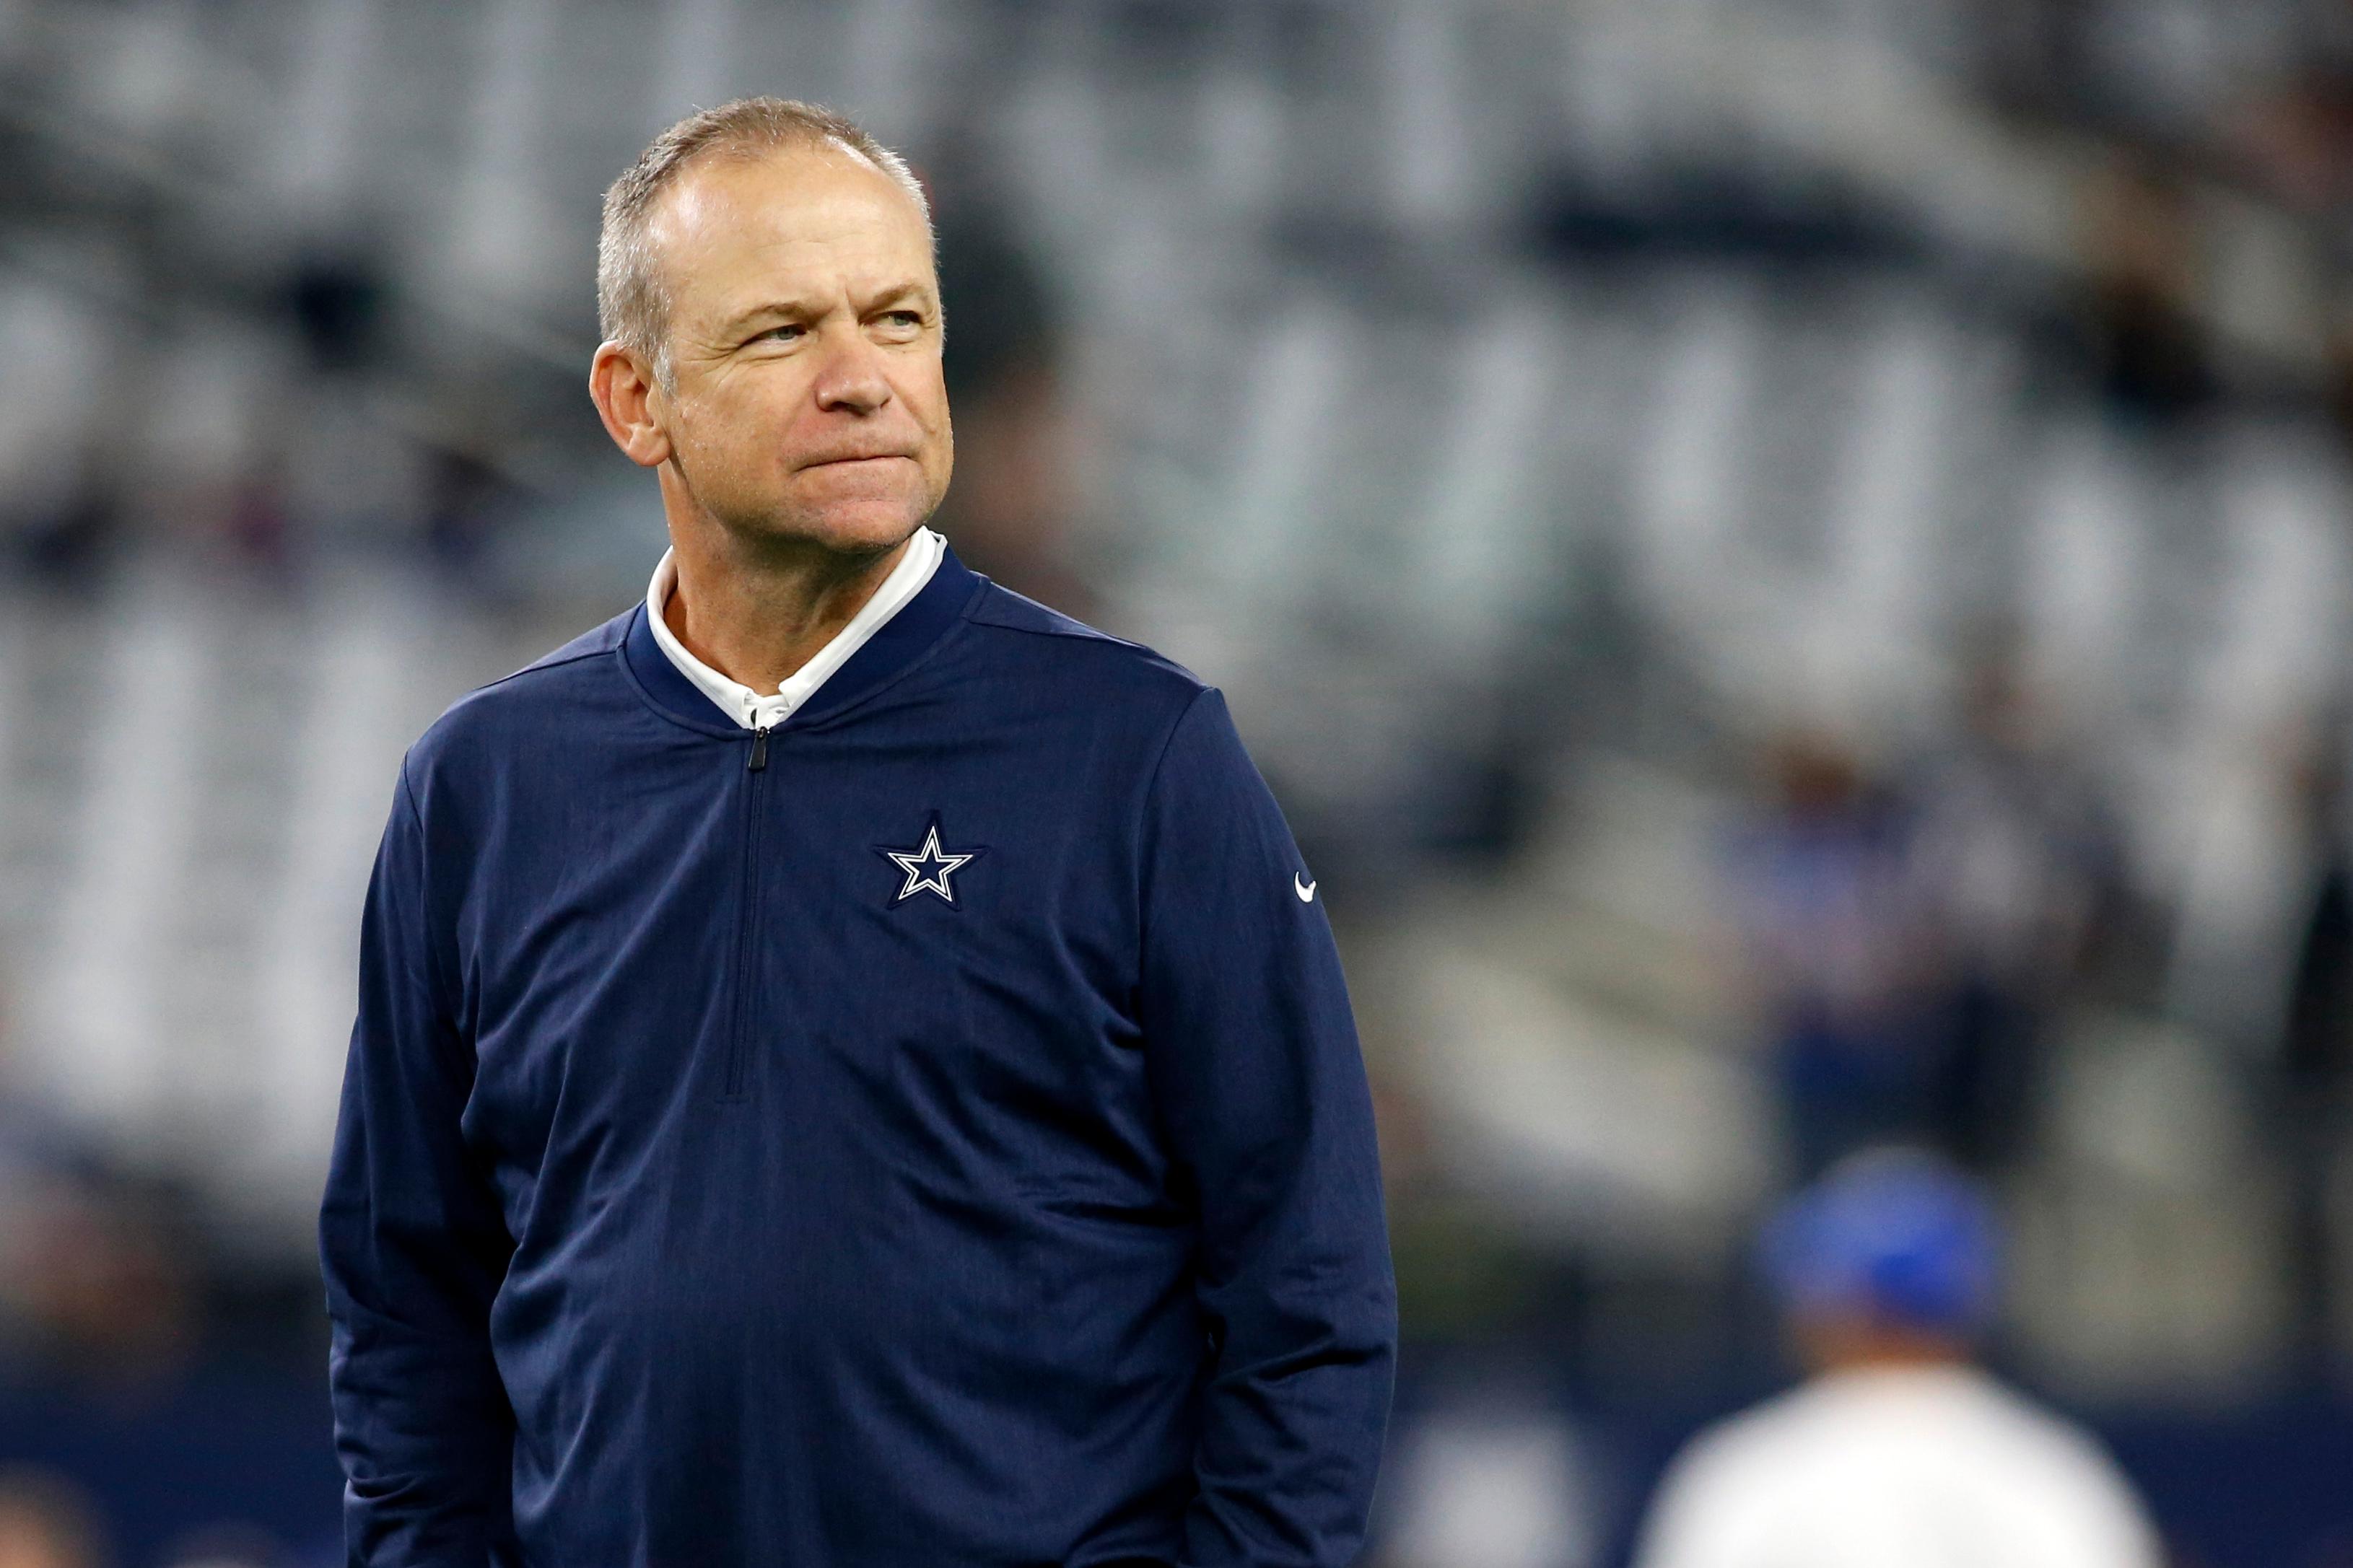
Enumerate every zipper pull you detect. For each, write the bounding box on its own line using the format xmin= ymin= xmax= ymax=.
xmin=748 ymin=724 xmax=770 ymax=772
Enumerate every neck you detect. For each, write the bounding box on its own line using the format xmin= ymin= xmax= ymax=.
xmin=1796 ymin=1315 xmax=1973 ymax=1377
xmin=662 ymin=509 xmax=915 ymax=696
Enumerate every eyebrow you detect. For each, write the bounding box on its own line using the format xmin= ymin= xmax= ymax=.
xmin=720 ymin=282 xmax=936 ymax=336
xmin=720 ymin=298 xmax=822 ymax=336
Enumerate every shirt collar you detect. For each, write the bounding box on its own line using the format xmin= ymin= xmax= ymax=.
xmin=643 ymin=527 xmax=946 ymax=732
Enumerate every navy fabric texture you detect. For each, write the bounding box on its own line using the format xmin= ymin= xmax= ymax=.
xmin=318 ymin=551 xmax=1397 ymax=1567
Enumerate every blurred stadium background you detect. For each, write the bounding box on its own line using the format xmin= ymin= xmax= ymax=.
xmin=4 ymin=0 xmax=2353 ymax=1562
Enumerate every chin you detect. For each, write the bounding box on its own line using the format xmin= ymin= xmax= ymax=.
xmin=710 ymin=465 xmax=944 ymax=559
xmin=800 ymin=471 xmax=944 ymax=551
xmin=762 ymin=500 xmax=930 ymax=559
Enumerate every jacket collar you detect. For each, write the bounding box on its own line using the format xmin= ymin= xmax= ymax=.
xmin=623 ymin=543 xmax=985 ymax=735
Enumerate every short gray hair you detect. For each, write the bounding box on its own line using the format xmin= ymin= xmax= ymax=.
xmin=597 ymin=97 xmax=931 ymax=385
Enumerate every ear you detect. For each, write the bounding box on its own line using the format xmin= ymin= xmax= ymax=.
xmin=589 ymin=341 xmax=673 ymax=468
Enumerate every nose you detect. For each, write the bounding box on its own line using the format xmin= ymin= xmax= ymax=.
xmin=811 ymin=328 xmax=893 ymax=416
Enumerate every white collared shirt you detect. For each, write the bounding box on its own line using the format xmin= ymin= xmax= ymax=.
xmin=644 ymin=527 xmax=946 ymax=731
xmin=1636 ymin=1365 xmax=2162 ymax=1568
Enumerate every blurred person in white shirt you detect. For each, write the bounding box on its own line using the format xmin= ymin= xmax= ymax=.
xmin=1633 ymin=1149 xmax=2162 ymax=1568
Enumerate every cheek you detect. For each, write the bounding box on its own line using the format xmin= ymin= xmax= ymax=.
xmin=687 ymin=383 xmax=807 ymax=463
xmin=909 ymin=374 xmax=953 ymax=447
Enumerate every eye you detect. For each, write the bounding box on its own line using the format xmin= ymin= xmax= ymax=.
xmin=878 ymin=310 xmax=924 ymax=331
xmin=755 ymin=323 xmax=806 ymax=346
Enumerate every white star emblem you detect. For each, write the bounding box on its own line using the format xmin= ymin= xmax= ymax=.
xmin=881 ymin=823 xmax=976 ymax=904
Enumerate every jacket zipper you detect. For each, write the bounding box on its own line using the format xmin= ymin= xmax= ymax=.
xmin=723 ymin=724 xmax=772 ymax=1100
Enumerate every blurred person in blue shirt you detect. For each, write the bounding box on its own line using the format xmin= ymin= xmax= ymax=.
xmin=1633 ymin=1149 xmax=2161 ymax=1568
xmin=1730 ymin=730 xmax=1944 ymax=1179
xmin=1903 ymin=651 xmax=2129 ymax=1175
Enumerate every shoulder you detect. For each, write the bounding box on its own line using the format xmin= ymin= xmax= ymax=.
xmin=1662 ymin=1386 xmax=1817 ymax=1492
xmin=402 ymin=605 xmax=637 ymax=789
xmin=1645 ymin=1379 xmax=1864 ymax=1528
xmin=1895 ymin=1377 xmax=2157 ymax=1562
xmin=1636 ymin=1395 xmax=1811 ymax=1564
xmin=966 ymin=583 xmax=1199 ymax=686
xmin=961 ymin=579 xmax=1211 ymax=723
xmin=1968 ymin=1380 xmax=2152 ymax=1507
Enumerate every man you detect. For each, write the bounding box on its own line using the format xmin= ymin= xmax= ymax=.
xmin=1633 ymin=1149 xmax=2160 ymax=1568
xmin=318 ymin=99 xmax=1395 ymax=1567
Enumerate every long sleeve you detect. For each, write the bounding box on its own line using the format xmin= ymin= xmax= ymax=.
xmin=1138 ymin=688 xmax=1398 ymax=1567
xmin=319 ymin=766 xmax=518 ymax=1565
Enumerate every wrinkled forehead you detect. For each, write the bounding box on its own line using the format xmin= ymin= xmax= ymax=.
xmin=646 ymin=142 xmax=935 ymax=312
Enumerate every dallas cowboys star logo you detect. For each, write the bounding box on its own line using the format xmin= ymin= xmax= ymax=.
xmin=877 ymin=822 xmax=979 ymax=905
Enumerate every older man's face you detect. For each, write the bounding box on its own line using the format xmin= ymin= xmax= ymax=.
xmin=648 ymin=144 xmax=951 ymax=555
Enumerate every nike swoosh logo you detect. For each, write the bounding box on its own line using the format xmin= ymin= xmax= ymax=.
xmin=1294 ymin=874 xmax=1317 ymax=903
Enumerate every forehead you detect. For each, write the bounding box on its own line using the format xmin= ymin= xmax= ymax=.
xmin=648 ymin=143 xmax=935 ymax=311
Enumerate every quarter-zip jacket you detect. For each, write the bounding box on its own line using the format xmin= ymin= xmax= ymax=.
xmin=318 ymin=548 xmax=1396 ymax=1567
xmin=642 ymin=526 xmax=946 ymax=728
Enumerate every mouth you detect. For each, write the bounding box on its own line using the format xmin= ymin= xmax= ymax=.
xmin=803 ymin=453 xmax=914 ymax=470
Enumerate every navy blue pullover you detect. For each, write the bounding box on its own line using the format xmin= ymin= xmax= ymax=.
xmin=318 ymin=550 xmax=1396 ymax=1567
